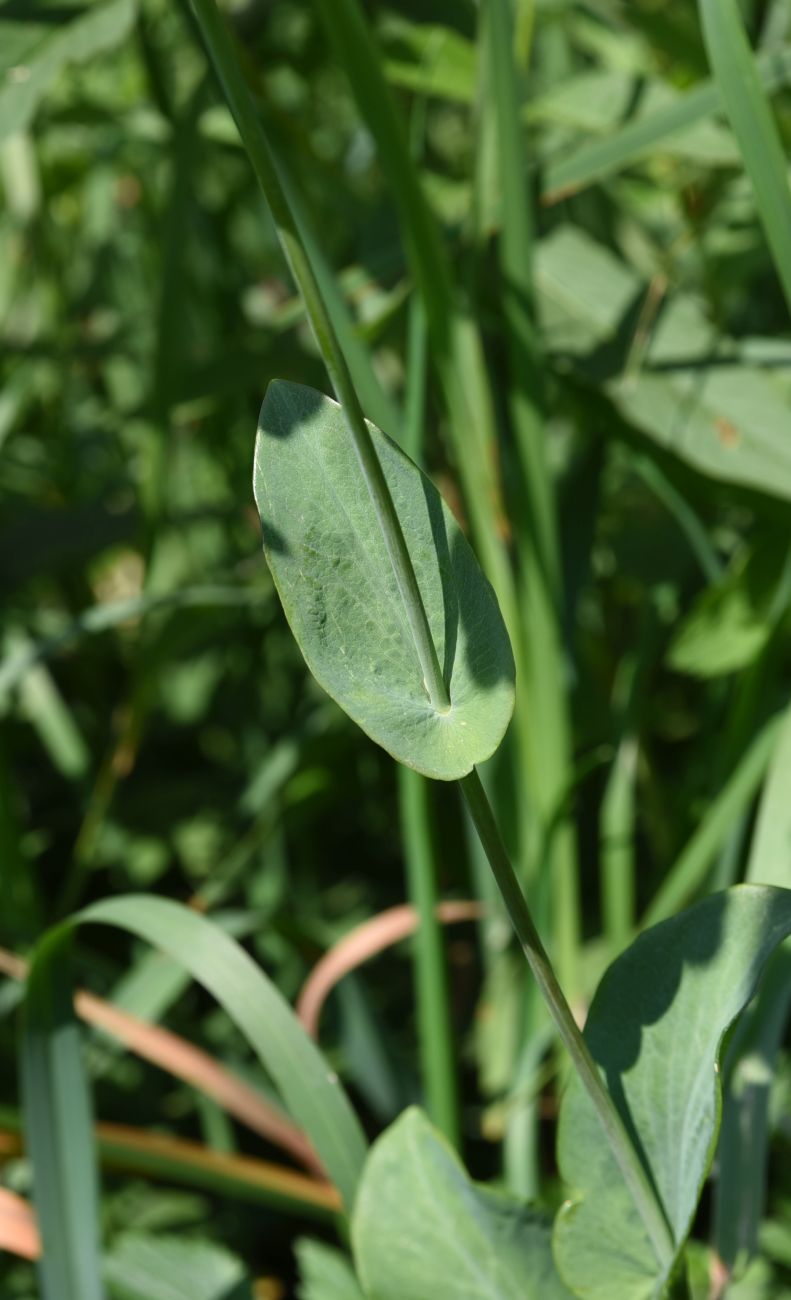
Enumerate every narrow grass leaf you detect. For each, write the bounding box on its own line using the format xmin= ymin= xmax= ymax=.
xmin=311 ymin=0 xmax=517 ymax=632
xmin=22 ymin=926 xmax=104 ymax=1300
xmin=23 ymin=898 xmax=367 ymax=1221
xmin=555 ymin=886 xmax=791 ymax=1300
xmin=398 ymin=768 xmax=459 ymax=1144
xmin=94 ymin=1125 xmax=341 ymax=1221
xmin=353 ymin=1108 xmax=574 ymax=1299
xmin=0 ymin=0 xmax=136 ymax=143
xmin=295 ymin=901 xmax=481 ymax=1038
xmin=77 ymin=895 xmax=367 ymax=1211
xmin=745 ymin=702 xmax=791 ymax=890
xmin=254 ymin=382 xmax=515 ymax=780
xmin=541 ymin=44 xmax=791 ymax=201
xmin=5 ymin=939 xmax=317 ymax=1168
xmin=644 ymin=712 xmax=782 ymax=925
xmin=699 ymin=0 xmax=791 ymax=314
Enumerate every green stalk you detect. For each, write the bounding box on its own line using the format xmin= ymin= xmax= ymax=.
xmin=600 ymin=612 xmax=655 ymax=953
xmin=460 ymin=769 xmax=675 ymax=1268
xmin=403 ymin=294 xmax=428 ymax=464
xmin=189 ymin=0 xmax=448 ymax=716
xmin=309 ymin=0 xmax=521 ymax=697
xmin=399 ymin=767 xmax=460 ymax=1148
xmin=600 ymin=732 xmax=638 ymax=952
xmin=399 ymin=284 xmax=458 ymax=1146
xmin=190 ymin=0 xmax=675 ymax=1261
xmin=487 ymin=0 xmax=580 ymax=995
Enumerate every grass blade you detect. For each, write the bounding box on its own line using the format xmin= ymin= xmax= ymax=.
xmin=78 ymin=896 xmax=368 ymax=1210
xmin=487 ymin=0 xmax=580 ymax=995
xmin=23 ymin=897 xmax=368 ymax=1229
xmin=542 ymin=44 xmax=791 ymax=202
xmin=22 ymin=926 xmax=104 ymax=1300
xmin=2 ymin=942 xmax=317 ymax=1169
xmin=0 ymin=1117 xmax=340 ymax=1222
xmin=644 ymin=712 xmax=783 ymax=926
xmin=311 ymin=0 xmax=518 ymax=632
xmin=190 ymin=0 xmax=448 ymax=715
xmin=699 ymin=0 xmax=791 ymax=314
xmin=295 ymin=901 xmax=481 ymax=1037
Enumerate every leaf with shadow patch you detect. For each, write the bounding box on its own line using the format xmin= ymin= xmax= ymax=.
xmin=555 ymin=885 xmax=791 ymax=1300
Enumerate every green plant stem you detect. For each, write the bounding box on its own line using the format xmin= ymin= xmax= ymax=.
xmin=309 ymin=0 xmax=519 ymax=699
xmin=189 ymin=0 xmax=449 ymax=716
xmin=399 ymin=768 xmax=459 ymax=1148
xmin=190 ymin=0 xmax=673 ymax=1265
xmin=487 ymin=0 xmax=580 ymax=997
xmin=460 ymin=767 xmax=675 ymax=1268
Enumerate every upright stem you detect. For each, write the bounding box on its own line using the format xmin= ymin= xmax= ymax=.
xmin=460 ymin=768 xmax=675 ymax=1268
xmin=192 ymin=0 xmax=674 ymax=1266
xmin=399 ymin=768 xmax=459 ymax=1148
xmin=189 ymin=0 xmax=449 ymax=715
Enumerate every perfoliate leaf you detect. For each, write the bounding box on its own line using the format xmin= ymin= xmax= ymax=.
xmin=253 ymin=382 xmax=515 ymax=780
xmin=554 ymin=886 xmax=791 ymax=1300
xmin=352 ymin=1108 xmax=573 ymax=1300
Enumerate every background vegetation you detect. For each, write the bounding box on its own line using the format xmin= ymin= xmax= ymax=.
xmin=2 ymin=0 xmax=791 ymax=1295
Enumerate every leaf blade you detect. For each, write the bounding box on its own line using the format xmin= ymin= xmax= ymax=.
xmin=353 ymin=1108 xmax=573 ymax=1300
xmin=554 ymin=886 xmax=791 ymax=1299
xmin=22 ymin=926 xmax=105 ymax=1300
xmin=699 ymin=0 xmax=791 ymax=314
xmin=254 ymin=381 xmax=515 ymax=780
xmin=78 ymin=895 xmax=367 ymax=1211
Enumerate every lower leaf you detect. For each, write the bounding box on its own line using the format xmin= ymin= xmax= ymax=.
xmin=352 ymin=1107 xmax=573 ymax=1299
xmin=554 ymin=885 xmax=791 ymax=1299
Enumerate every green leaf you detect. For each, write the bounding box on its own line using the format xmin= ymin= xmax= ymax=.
xmin=381 ymin=16 xmax=477 ymax=103
xmin=22 ymin=926 xmax=104 ymax=1300
xmin=667 ymin=545 xmax=785 ymax=680
xmin=714 ymin=704 xmax=791 ymax=1268
xmin=554 ymin=886 xmax=791 ymax=1300
xmin=105 ymin=1233 xmax=252 ymax=1300
xmin=352 ymin=1108 xmax=574 ymax=1300
xmin=541 ymin=45 xmax=791 ymax=201
xmin=536 ymin=226 xmax=791 ymax=502
xmin=0 ymin=0 xmax=136 ymax=144
xmin=644 ymin=714 xmax=782 ymax=926
xmin=22 ymin=897 xmax=367 ymax=1226
xmin=296 ymin=1239 xmax=364 ymax=1300
xmin=80 ymin=896 xmax=367 ymax=1209
xmin=253 ymin=382 xmax=515 ymax=780
xmin=745 ymin=701 xmax=791 ymax=891
xmin=699 ymin=0 xmax=791 ymax=315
